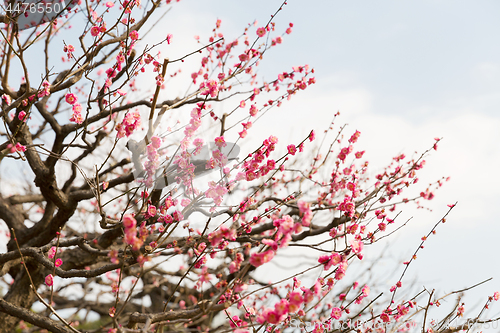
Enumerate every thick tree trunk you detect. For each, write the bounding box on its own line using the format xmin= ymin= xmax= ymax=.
xmin=0 ymin=260 xmax=43 ymax=332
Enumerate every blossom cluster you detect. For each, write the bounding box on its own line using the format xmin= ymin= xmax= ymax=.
xmin=142 ymin=136 xmax=161 ymax=188
xmin=237 ymin=135 xmax=278 ymax=182
xmin=115 ymin=110 xmax=141 ymax=138
xmin=66 ymin=93 xmax=84 ymax=124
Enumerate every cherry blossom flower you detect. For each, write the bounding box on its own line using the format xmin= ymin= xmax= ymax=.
xmin=260 ymin=308 xmax=284 ymax=324
xmin=90 ymin=26 xmax=100 ymax=37
xmin=65 ymin=93 xmax=77 ymax=105
xmin=298 ymin=200 xmax=312 ymax=226
xmin=249 ymin=250 xmax=274 ymax=267
xmin=350 ymin=240 xmax=364 ymax=254
xmin=8 ymin=143 xmax=26 ymax=153
xmin=45 ymin=274 xmax=54 ymax=286
xmin=214 ymin=136 xmax=226 ymax=148
xmin=318 ymin=252 xmax=341 ymax=271
xmin=37 ymin=81 xmax=51 ymax=98
xmin=1 ymin=94 xmax=11 ymax=105
xmin=48 ymin=247 xmax=56 ymax=259
xmin=380 ymin=313 xmax=390 ymax=322
xmin=55 ymin=258 xmax=63 ymax=267
xmin=309 ymin=130 xmax=315 ymax=141
xmin=331 ymin=307 xmax=342 ymax=319
xmin=115 ymin=111 xmax=141 ymax=138
xmin=130 ymin=31 xmax=139 ymax=40
xmin=355 ymin=151 xmax=365 ymax=158
xmin=256 ymin=27 xmax=266 ymax=37
xmin=274 ymin=299 xmax=288 ymax=316
xmin=349 ymin=130 xmax=361 ymax=143
xmin=123 ymin=214 xmax=136 ymax=229
xmin=249 ymin=104 xmax=258 ymax=116
xmin=18 ymin=111 xmax=26 ymax=121
xmin=70 ymin=103 xmax=84 ymax=124
xmin=199 ymin=79 xmax=219 ymax=97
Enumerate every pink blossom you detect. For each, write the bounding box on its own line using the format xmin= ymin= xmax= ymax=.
xmin=238 ymin=129 xmax=247 ymax=138
xmin=260 ymin=308 xmax=284 ymax=324
xmin=130 ymin=30 xmax=139 ymax=40
xmin=48 ymin=247 xmax=56 ymax=259
xmin=318 ymin=252 xmax=341 ymax=271
xmin=37 ymin=80 xmax=51 ymax=98
xmin=90 ymin=26 xmax=100 ymax=37
xmin=72 ymin=103 xmax=82 ymax=113
xmin=214 ymin=136 xmax=227 ymax=148
xmin=69 ymin=113 xmax=83 ymax=124
xmin=172 ymin=210 xmax=183 ymax=221
xmin=494 ymin=291 xmax=500 ymax=301
xmin=298 ymin=200 xmax=312 ymax=226
xmin=355 ymin=151 xmax=365 ymax=159
xmin=274 ymin=299 xmax=289 ymax=316
xmin=199 ymin=80 xmax=219 ymax=97
xmin=13 ymin=143 xmax=26 ymax=153
xmin=287 ymin=144 xmax=297 ymax=155
xmin=105 ymin=1 xmax=114 ymax=7
xmin=331 ymin=307 xmax=342 ymax=320
xmin=256 ymin=27 xmax=266 ymax=37
xmin=115 ymin=111 xmax=141 ymax=138
xmin=2 ymin=94 xmax=11 ymax=105
xmin=70 ymin=103 xmax=84 ymax=124
xmin=289 ymin=291 xmax=303 ymax=306
xmin=18 ymin=111 xmax=26 ymax=121
xmin=362 ymin=285 xmax=370 ymax=296
xmin=123 ymin=214 xmax=136 ymax=229
xmin=55 ymin=258 xmax=63 ymax=267
xmin=249 ymin=104 xmax=258 ymax=116
xmin=151 ymin=136 xmax=161 ymax=149
xmin=147 ymin=205 xmax=156 ymax=217
xmin=380 ymin=313 xmax=390 ymax=322
xmin=349 ymin=130 xmax=361 ymax=143
xmin=249 ymin=250 xmax=274 ymax=267
xmin=45 ymin=274 xmax=54 ymax=286
xmin=65 ymin=93 xmax=77 ymax=105
xmin=350 ymin=240 xmax=364 ymax=254
xmin=309 ymin=130 xmax=315 ymax=142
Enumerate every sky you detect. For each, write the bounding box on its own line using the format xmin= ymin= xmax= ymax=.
xmin=152 ymin=0 xmax=500 ymax=325
xmin=1 ymin=0 xmax=500 ymax=328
